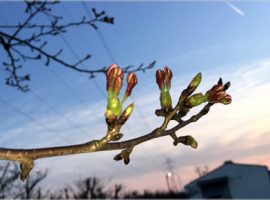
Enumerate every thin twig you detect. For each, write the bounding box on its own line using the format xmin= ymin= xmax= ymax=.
xmin=0 ymin=1 xmax=155 ymax=92
xmin=0 ymin=76 xmax=220 ymax=180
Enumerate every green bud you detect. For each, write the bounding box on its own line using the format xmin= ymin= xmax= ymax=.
xmin=107 ymin=97 xmax=122 ymax=117
xmin=178 ymin=136 xmax=198 ymax=149
xmin=186 ymin=93 xmax=207 ymax=107
xmin=160 ymin=90 xmax=172 ymax=112
xmin=187 ymin=73 xmax=202 ymax=95
xmin=117 ymin=103 xmax=134 ymax=126
xmin=105 ymin=97 xmax=122 ymax=128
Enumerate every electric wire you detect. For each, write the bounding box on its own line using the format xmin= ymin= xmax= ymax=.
xmin=81 ymin=2 xmax=166 ymax=172
xmin=0 ymin=11 xmax=115 ymax=177
xmin=58 ymin=4 xmax=151 ymax=175
xmin=42 ymin=10 xmax=143 ymax=176
xmin=0 ymin=96 xmax=73 ymax=145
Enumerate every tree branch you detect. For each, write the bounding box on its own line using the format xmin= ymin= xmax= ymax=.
xmin=0 ymin=102 xmax=208 ymax=178
xmin=0 ymin=71 xmax=226 ymax=180
xmin=0 ymin=1 xmax=155 ymax=92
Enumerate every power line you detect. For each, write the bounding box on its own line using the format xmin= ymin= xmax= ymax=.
xmin=0 ymin=12 xmax=73 ymax=146
xmin=59 ymin=33 xmax=107 ymax=97
xmin=0 ymin=11 xmax=112 ymax=173
xmin=41 ymin=10 xmax=143 ymax=175
xmin=81 ymin=1 xmax=166 ymax=172
xmin=56 ymin=4 xmax=154 ymax=175
xmin=0 ymin=8 xmax=147 ymax=182
xmin=81 ymin=2 xmax=117 ymax=64
xmin=96 ymin=30 xmax=117 ymax=64
xmin=0 ymin=96 xmax=72 ymax=145
xmin=30 ymin=90 xmax=89 ymax=135
xmin=0 ymin=11 xmax=89 ymax=139
xmin=46 ymin=67 xmax=86 ymax=104
xmin=0 ymin=28 xmax=74 ymax=146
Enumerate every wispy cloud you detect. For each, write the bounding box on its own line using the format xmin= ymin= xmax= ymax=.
xmin=225 ymin=1 xmax=245 ymax=16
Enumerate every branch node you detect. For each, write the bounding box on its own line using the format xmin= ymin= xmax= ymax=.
xmin=169 ymin=133 xmax=178 ymax=146
xmin=111 ymin=133 xmax=123 ymax=141
xmin=113 ymin=148 xmax=133 ymax=165
xmin=19 ymin=159 xmax=34 ymax=181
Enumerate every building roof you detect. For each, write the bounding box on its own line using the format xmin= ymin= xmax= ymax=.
xmin=185 ymin=160 xmax=269 ymax=188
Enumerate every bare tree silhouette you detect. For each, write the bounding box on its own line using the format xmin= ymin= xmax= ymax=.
xmin=195 ymin=165 xmax=209 ymax=178
xmin=113 ymin=184 xmax=124 ymax=199
xmin=0 ymin=164 xmax=191 ymax=199
xmin=0 ymin=162 xmax=47 ymax=199
xmin=0 ymin=1 xmax=156 ymax=92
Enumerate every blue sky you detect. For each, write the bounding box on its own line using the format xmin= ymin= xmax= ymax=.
xmin=1 ymin=1 xmax=270 ymax=192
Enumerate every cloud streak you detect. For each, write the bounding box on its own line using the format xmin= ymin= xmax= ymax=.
xmin=225 ymin=1 xmax=245 ymax=16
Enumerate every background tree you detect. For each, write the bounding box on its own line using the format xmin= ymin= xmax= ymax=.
xmin=195 ymin=165 xmax=209 ymax=178
xmin=0 ymin=162 xmax=47 ymax=199
xmin=0 ymin=1 xmax=155 ymax=92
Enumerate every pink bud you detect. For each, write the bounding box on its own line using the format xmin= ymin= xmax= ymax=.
xmin=156 ymin=69 xmax=165 ymax=90
xmin=106 ymin=64 xmax=123 ymax=93
xmin=221 ymin=94 xmax=232 ymax=105
xmin=206 ymin=84 xmax=232 ymax=105
xmin=125 ymin=72 xmax=137 ymax=97
xmin=164 ymin=66 xmax=173 ymax=89
xmin=107 ymin=64 xmax=118 ymax=75
xmin=113 ymin=77 xmax=123 ymax=96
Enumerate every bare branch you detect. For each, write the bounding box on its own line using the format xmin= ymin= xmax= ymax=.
xmin=0 ymin=1 xmax=155 ymax=92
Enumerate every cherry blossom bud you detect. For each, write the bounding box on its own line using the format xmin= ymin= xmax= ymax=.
xmin=105 ymin=65 xmax=136 ymax=129
xmin=186 ymin=73 xmax=202 ymax=95
xmin=106 ymin=65 xmax=115 ymax=91
xmin=206 ymin=85 xmax=225 ymax=102
xmin=160 ymin=91 xmax=172 ymax=112
xmin=117 ymin=103 xmax=134 ymax=126
xmin=105 ymin=97 xmax=122 ymax=128
xmin=156 ymin=67 xmax=174 ymax=113
xmin=186 ymin=93 xmax=207 ymax=107
xmin=105 ymin=108 xmax=118 ymax=128
xmin=220 ymin=94 xmax=232 ymax=105
xmin=224 ymin=82 xmax=231 ymax=91
xmin=106 ymin=64 xmax=123 ymax=92
xmin=178 ymin=136 xmax=198 ymax=149
xmin=156 ymin=69 xmax=165 ymax=90
xmin=164 ymin=66 xmax=173 ymax=90
xmin=206 ymin=84 xmax=232 ymax=105
xmin=218 ymin=78 xmax=223 ymax=85
xmin=125 ymin=72 xmax=137 ymax=97
xmin=114 ymin=77 xmax=123 ymax=96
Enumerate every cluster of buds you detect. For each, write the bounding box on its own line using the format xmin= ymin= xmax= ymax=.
xmin=206 ymin=79 xmax=231 ymax=105
xmin=186 ymin=77 xmax=232 ymax=107
xmin=105 ymin=64 xmax=137 ymax=139
xmin=156 ymin=67 xmax=173 ymax=114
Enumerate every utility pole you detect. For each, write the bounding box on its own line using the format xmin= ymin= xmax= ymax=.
xmin=164 ymin=158 xmax=182 ymax=193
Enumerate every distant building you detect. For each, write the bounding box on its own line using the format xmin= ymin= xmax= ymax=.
xmin=184 ymin=161 xmax=270 ymax=198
